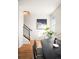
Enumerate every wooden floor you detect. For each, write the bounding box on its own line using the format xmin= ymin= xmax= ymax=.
xmin=18 ymin=40 xmax=43 ymax=59
xmin=18 ymin=40 xmax=34 ymax=59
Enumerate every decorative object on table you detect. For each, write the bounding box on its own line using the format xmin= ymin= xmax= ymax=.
xmin=54 ymin=38 xmax=58 ymax=44
xmin=37 ymin=19 xmax=47 ymax=30
xmin=53 ymin=44 xmax=59 ymax=48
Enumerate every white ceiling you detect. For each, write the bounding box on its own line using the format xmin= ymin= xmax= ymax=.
xmin=19 ymin=0 xmax=61 ymax=15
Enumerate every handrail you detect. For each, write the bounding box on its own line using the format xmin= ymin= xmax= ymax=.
xmin=23 ymin=24 xmax=32 ymax=31
xmin=23 ymin=24 xmax=32 ymax=41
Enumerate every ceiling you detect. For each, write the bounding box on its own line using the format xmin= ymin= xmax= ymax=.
xmin=19 ymin=0 xmax=61 ymax=15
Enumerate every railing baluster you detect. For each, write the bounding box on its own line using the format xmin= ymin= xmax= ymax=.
xmin=23 ymin=24 xmax=32 ymax=41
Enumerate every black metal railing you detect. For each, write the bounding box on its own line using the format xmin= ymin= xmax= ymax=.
xmin=23 ymin=24 xmax=32 ymax=41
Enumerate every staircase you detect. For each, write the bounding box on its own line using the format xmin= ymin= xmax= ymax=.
xmin=23 ymin=24 xmax=32 ymax=41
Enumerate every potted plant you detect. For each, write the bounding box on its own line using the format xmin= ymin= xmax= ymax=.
xmin=43 ymin=27 xmax=55 ymax=39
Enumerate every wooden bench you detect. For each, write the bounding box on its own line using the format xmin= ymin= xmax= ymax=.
xmin=35 ymin=40 xmax=44 ymax=59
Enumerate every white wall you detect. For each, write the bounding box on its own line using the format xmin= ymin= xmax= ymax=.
xmin=18 ymin=8 xmax=23 ymax=42
xmin=50 ymin=5 xmax=61 ymax=34
xmin=24 ymin=13 xmax=50 ymax=39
